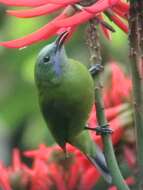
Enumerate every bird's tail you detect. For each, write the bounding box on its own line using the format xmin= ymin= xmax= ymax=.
xmin=69 ymin=131 xmax=112 ymax=184
xmin=86 ymin=144 xmax=112 ymax=184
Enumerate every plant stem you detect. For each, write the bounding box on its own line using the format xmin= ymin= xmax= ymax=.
xmin=129 ymin=1 xmax=143 ymax=189
xmin=86 ymin=19 xmax=130 ymax=190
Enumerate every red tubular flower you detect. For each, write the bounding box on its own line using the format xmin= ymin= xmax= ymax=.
xmin=116 ymin=0 xmax=129 ymax=13
xmin=123 ymin=145 xmax=136 ymax=168
xmin=8 ymin=149 xmax=30 ymax=189
xmin=103 ymin=62 xmax=132 ymax=108
xmin=105 ymin=10 xmax=128 ymax=33
xmin=25 ymin=144 xmax=101 ymax=190
xmin=99 ymin=14 xmax=112 ymax=40
xmin=0 ymin=0 xmax=79 ymax=7
xmin=79 ymin=167 xmax=100 ymax=190
xmin=7 ymin=4 xmax=67 ymax=18
xmin=0 ymin=162 xmax=11 ymax=190
xmin=0 ymin=11 xmax=70 ymax=48
xmin=0 ymin=0 xmax=129 ymax=48
xmin=30 ymin=159 xmax=52 ymax=190
xmin=0 ymin=144 xmax=101 ymax=190
xmin=11 ymin=149 xmax=22 ymax=171
xmin=48 ymin=164 xmax=67 ymax=190
xmin=67 ymin=163 xmax=82 ymax=189
xmin=54 ymin=0 xmax=119 ymax=27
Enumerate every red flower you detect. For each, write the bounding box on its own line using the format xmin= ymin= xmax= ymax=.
xmin=0 ymin=149 xmax=30 ymax=190
xmin=24 ymin=144 xmax=101 ymax=190
xmin=0 ymin=145 xmax=98 ymax=190
xmin=0 ymin=162 xmax=11 ymax=190
xmin=123 ymin=145 xmax=136 ymax=168
xmin=103 ymin=62 xmax=132 ymax=108
xmin=0 ymin=0 xmax=129 ymax=48
xmin=8 ymin=149 xmax=30 ymax=189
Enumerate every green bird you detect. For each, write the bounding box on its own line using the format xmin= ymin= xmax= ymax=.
xmin=34 ymin=31 xmax=112 ymax=183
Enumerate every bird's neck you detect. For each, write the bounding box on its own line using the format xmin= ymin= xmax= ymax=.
xmin=52 ymin=51 xmax=68 ymax=78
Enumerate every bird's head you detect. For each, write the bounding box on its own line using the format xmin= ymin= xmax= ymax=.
xmin=35 ymin=31 xmax=69 ymax=85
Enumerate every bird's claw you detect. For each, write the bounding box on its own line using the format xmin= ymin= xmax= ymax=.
xmin=89 ymin=64 xmax=104 ymax=77
xmin=85 ymin=124 xmax=113 ymax=135
xmin=95 ymin=126 xmax=113 ymax=135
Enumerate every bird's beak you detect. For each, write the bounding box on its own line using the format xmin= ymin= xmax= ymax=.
xmin=55 ymin=31 xmax=69 ymax=51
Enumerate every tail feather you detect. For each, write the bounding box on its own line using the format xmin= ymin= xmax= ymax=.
xmin=86 ymin=145 xmax=112 ymax=184
xmin=69 ymin=131 xmax=112 ymax=183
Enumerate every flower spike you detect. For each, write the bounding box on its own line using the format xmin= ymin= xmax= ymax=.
xmin=0 ymin=0 xmax=128 ymax=48
xmin=55 ymin=0 xmax=120 ymax=27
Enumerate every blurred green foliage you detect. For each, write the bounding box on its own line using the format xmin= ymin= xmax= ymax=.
xmin=0 ymin=5 xmax=129 ymax=162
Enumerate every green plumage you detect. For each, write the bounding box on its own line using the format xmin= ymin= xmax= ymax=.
xmin=36 ymin=58 xmax=94 ymax=148
xmin=34 ymin=33 xmax=111 ymax=183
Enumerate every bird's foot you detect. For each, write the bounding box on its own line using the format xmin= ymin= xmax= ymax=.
xmin=94 ymin=126 xmax=113 ymax=135
xmin=85 ymin=124 xmax=113 ymax=135
xmin=89 ymin=64 xmax=104 ymax=77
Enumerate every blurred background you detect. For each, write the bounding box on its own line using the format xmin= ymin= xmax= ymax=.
xmin=0 ymin=4 xmax=129 ymax=165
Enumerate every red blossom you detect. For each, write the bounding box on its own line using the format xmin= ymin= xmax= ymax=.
xmin=0 ymin=0 xmax=48 ymax=7
xmin=106 ymin=11 xmax=128 ymax=33
xmin=8 ymin=149 xmax=30 ymax=189
xmin=0 ymin=0 xmax=129 ymax=48
xmin=123 ymin=145 xmax=136 ymax=168
xmin=25 ymin=144 xmax=100 ymax=190
xmin=0 ymin=11 xmax=69 ymax=48
xmin=11 ymin=149 xmax=22 ymax=171
xmin=24 ymin=144 xmax=57 ymax=160
xmin=103 ymin=62 xmax=132 ymax=108
xmin=99 ymin=14 xmax=112 ymax=40
xmin=67 ymin=164 xmax=81 ymax=189
xmin=48 ymin=164 xmax=67 ymax=190
xmin=79 ymin=167 xmax=100 ymax=190
xmin=30 ymin=159 xmax=51 ymax=190
xmin=7 ymin=4 xmax=69 ymax=18
xmin=25 ymin=144 xmax=101 ymax=190
xmin=0 ymin=162 xmax=11 ymax=190
xmin=54 ymin=0 xmax=120 ymax=27
xmin=0 ymin=144 xmax=100 ymax=190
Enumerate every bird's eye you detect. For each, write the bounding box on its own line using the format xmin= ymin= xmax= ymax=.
xmin=43 ymin=56 xmax=50 ymax=63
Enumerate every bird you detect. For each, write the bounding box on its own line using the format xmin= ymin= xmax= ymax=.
xmin=34 ymin=31 xmax=112 ymax=183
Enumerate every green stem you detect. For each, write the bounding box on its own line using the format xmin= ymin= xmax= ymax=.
xmin=86 ymin=19 xmax=130 ymax=190
xmin=129 ymin=1 xmax=143 ymax=189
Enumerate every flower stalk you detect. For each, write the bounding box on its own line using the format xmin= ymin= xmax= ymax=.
xmin=128 ymin=0 xmax=143 ymax=189
xmin=86 ymin=18 xmax=130 ymax=190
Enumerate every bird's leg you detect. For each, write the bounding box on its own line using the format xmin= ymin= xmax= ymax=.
xmin=85 ymin=124 xmax=113 ymax=135
xmin=89 ymin=64 xmax=104 ymax=77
